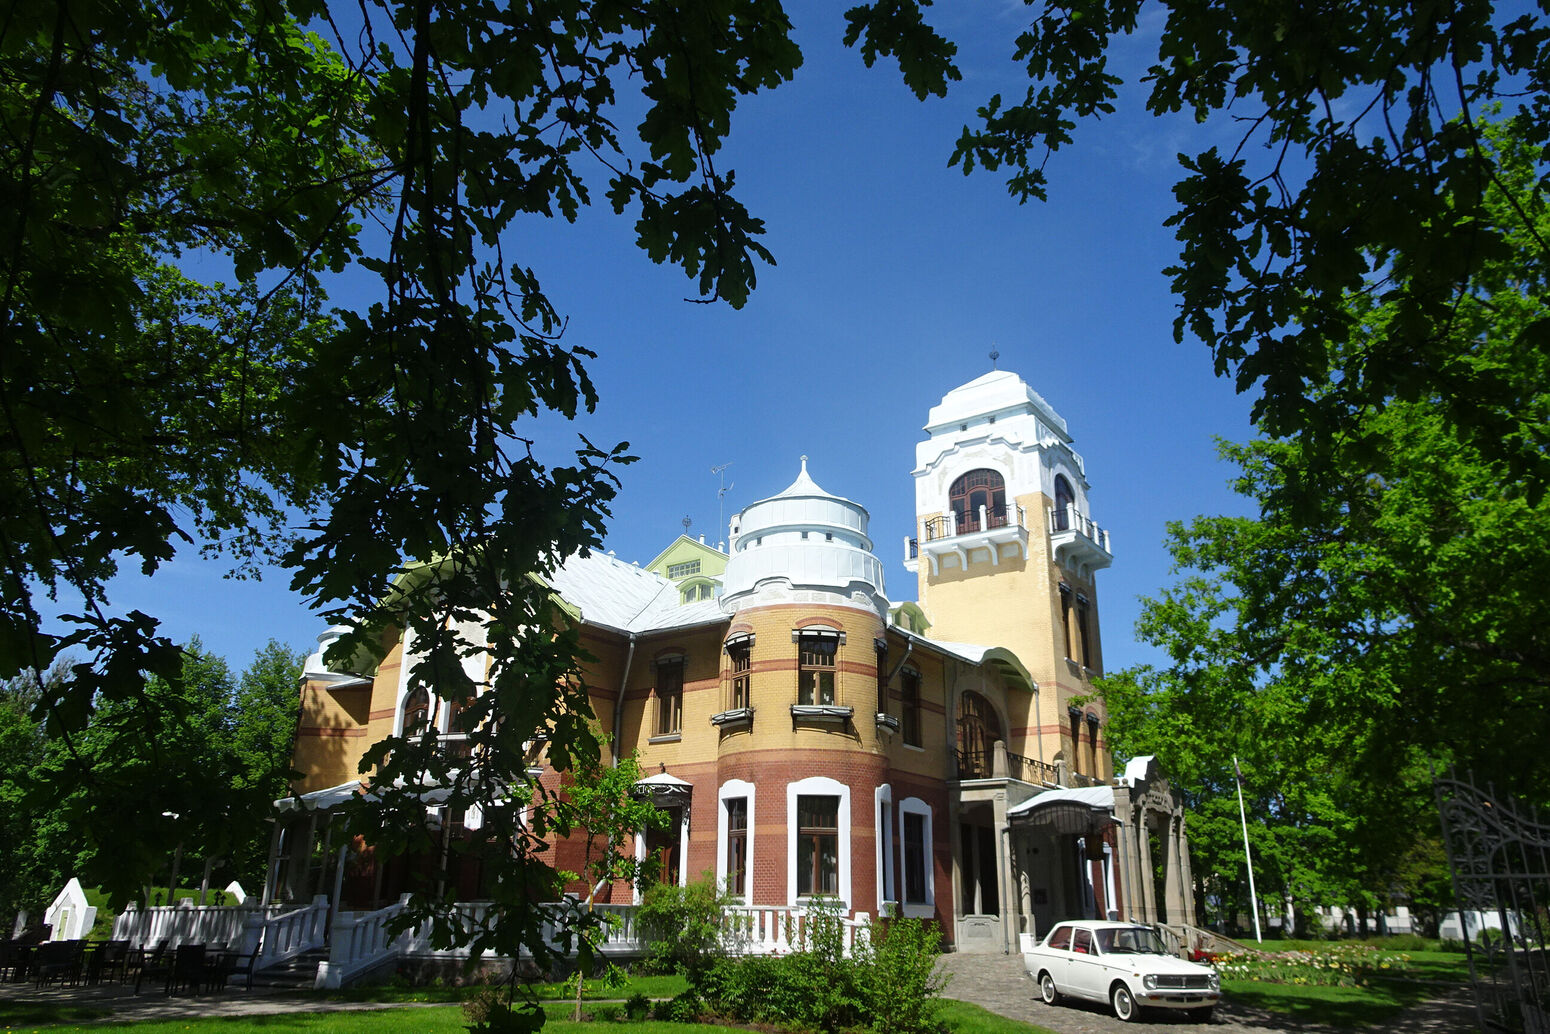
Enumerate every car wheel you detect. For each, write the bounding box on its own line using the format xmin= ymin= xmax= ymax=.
xmin=1038 ymin=971 xmax=1060 ymax=1005
xmin=1111 ymin=983 xmax=1140 ymax=1022
xmin=1190 ymin=1005 xmax=1215 ymax=1022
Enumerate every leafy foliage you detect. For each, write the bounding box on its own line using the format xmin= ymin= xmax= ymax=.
xmin=637 ymin=873 xmax=734 ymax=981
xmin=2 ymin=0 xmax=800 ymax=961
xmin=844 ymin=1 xmax=1550 ymax=493
xmin=700 ymin=911 xmax=947 ymax=1034
xmin=1094 ymin=114 xmax=1547 ymax=931
xmin=0 ymin=641 xmax=300 ymax=911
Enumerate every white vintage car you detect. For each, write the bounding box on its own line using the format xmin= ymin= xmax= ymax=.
xmin=1023 ymin=920 xmax=1221 ymax=1022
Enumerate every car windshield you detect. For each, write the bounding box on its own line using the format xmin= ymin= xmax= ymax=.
xmin=1094 ymin=926 xmax=1168 ymax=955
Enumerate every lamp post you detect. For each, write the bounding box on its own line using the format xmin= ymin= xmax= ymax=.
xmin=162 ymin=811 xmax=182 ymax=907
xmin=1232 ymin=758 xmax=1263 ymax=943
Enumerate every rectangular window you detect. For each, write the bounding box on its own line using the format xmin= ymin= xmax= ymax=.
xmin=901 ymin=670 xmax=922 ymax=747
xmin=797 ymin=795 xmax=839 ymax=897
xmin=729 ymin=641 xmax=751 ymax=710
xmin=798 ymin=635 xmax=837 ymax=705
xmin=1059 ymin=583 xmax=1073 ymax=661
xmin=904 ymin=812 xmax=928 ymax=904
xmin=1075 ymin=595 xmax=1092 ymax=668
xmin=726 ymin=798 xmax=748 ymax=896
xmin=667 ymin=560 xmax=700 ymax=579
xmin=656 ymin=659 xmax=683 ymax=736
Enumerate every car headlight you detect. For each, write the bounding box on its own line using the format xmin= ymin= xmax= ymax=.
xmin=1208 ymin=971 xmax=1221 ymax=991
xmin=1143 ymin=974 xmax=1158 ymax=990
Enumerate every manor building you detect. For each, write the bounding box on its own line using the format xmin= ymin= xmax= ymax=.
xmin=280 ymin=369 xmax=1197 ymax=951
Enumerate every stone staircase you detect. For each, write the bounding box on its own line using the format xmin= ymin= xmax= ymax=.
xmin=249 ymin=948 xmax=329 ymax=991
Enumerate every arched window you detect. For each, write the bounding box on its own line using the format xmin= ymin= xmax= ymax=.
xmin=949 ymin=469 xmax=1007 ymax=533
xmin=402 ymin=687 xmax=431 ymax=736
xmin=956 ymin=690 xmax=1004 ymax=778
xmin=1053 ymin=474 xmax=1075 ymax=531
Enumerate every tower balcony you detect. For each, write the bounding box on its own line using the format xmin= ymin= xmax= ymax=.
xmin=1049 ymin=506 xmax=1113 ymax=577
xmin=904 ymin=504 xmax=1028 ymax=575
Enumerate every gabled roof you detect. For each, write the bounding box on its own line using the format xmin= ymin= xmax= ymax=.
xmin=645 ymin=534 xmax=729 ymax=579
xmin=545 ymin=549 xmax=727 ymax=635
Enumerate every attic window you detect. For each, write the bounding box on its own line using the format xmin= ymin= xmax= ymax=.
xmin=667 ymin=560 xmax=701 ymax=580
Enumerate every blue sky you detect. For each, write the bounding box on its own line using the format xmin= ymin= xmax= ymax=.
xmin=87 ymin=3 xmax=1259 ymax=676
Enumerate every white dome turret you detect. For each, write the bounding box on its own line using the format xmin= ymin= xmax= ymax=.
xmin=721 ymin=457 xmax=886 ymax=606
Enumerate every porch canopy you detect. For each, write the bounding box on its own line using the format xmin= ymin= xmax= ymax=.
xmin=631 ymin=770 xmax=692 ymax=808
xmin=274 ymin=780 xmax=458 ymax=814
xmin=1007 ymin=784 xmax=1120 ymax=837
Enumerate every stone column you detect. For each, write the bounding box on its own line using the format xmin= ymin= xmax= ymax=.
xmin=1163 ymin=814 xmax=1186 ymax=926
xmin=1137 ymin=812 xmax=1157 ymax=923
xmin=1178 ymin=814 xmax=1199 ymax=927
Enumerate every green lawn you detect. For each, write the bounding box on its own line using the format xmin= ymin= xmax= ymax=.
xmin=1222 ymin=975 xmax=1452 ymax=1030
xmin=0 ymin=1001 xmax=1063 ymax=1034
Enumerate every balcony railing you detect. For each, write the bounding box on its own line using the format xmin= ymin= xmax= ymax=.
xmin=1049 ymin=506 xmax=1109 ymax=553
xmin=1006 ymin=751 xmax=1058 ymax=785
xmin=923 ymin=504 xmax=1024 ymax=542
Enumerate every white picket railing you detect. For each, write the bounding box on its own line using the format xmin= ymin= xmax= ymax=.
xmin=248 ymin=894 xmax=331 ymax=968
xmin=112 ymin=901 xmax=287 ymax=949
xmin=721 ymin=905 xmax=871 ymax=956
xmin=315 ymin=895 xmax=413 ymax=989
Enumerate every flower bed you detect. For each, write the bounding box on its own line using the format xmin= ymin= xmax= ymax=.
xmin=1213 ymin=944 xmax=1412 ymax=987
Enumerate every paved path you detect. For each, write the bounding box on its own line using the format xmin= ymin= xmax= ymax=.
xmin=0 ymin=979 xmax=444 ymax=1024
xmin=935 ymin=953 xmax=1479 ymax=1034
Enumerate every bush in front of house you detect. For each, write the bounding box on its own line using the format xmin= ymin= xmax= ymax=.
xmin=636 ymin=873 xmax=735 ymax=983
xmin=696 ymin=902 xmax=947 ymax=1034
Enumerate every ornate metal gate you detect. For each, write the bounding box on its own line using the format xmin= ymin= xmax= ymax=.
xmin=1434 ymin=769 xmax=1549 ymax=1033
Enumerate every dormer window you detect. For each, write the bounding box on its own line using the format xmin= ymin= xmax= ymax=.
xmin=667 ymin=560 xmax=701 ymax=580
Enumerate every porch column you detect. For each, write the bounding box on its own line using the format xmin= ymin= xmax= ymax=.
xmin=1162 ymin=814 xmax=1185 ymax=926
xmin=261 ymin=821 xmax=284 ymax=907
xmin=1137 ymin=814 xmax=1157 ymax=923
xmin=1178 ymin=815 xmax=1198 ymax=926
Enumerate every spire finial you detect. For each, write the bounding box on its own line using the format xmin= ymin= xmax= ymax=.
xmin=800 ymin=454 xmax=809 ymax=472
xmin=682 ymin=515 xmax=692 ymax=534
xmin=989 ymin=347 xmax=1000 ymax=369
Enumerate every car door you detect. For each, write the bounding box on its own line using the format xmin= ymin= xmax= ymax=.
xmin=1068 ymin=927 xmax=1105 ymax=1001
xmin=1038 ymin=924 xmax=1075 ymax=995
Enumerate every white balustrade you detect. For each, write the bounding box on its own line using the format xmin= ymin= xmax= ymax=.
xmin=249 ymin=894 xmax=330 ymax=968
xmin=112 ymin=901 xmax=276 ymax=949
xmin=315 ymin=895 xmax=412 ymax=989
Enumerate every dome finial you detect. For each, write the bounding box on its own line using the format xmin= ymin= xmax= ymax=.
xmin=800 ymin=454 xmax=809 ymax=473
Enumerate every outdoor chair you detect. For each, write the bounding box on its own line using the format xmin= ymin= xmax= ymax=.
xmin=132 ymin=941 xmax=172 ymax=995
xmin=32 ymin=940 xmax=85 ymax=987
xmin=0 ymin=939 xmax=18 ymax=982
xmin=86 ymin=940 xmax=131 ymax=984
xmin=166 ymin=943 xmax=207 ymax=995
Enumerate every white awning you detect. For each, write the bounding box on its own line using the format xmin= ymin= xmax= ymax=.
xmin=1007 ymin=785 xmax=1120 ymax=835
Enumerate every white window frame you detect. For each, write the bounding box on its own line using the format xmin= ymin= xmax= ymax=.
xmin=899 ymin=796 xmax=935 ymax=918
xmin=717 ymin=779 xmax=756 ymax=903
xmin=787 ymin=776 xmax=850 ymax=908
xmin=874 ymin=784 xmax=894 ymax=914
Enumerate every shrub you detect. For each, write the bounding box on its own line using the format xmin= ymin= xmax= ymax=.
xmin=861 ymin=918 xmax=947 ymax=1034
xmin=1215 ymin=944 xmax=1412 ymax=987
xmin=651 ymin=990 xmax=704 ymax=1022
xmin=637 ymin=873 xmax=732 ymax=982
xmin=624 ymin=991 xmax=650 ymax=1020
xmin=461 ymin=984 xmax=544 ymax=1033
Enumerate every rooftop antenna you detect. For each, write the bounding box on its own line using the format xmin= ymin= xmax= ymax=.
xmin=712 ymin=463 xmax=733 ymax=544
xmin=989 ymin=347 xmax=1000 ymax=370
